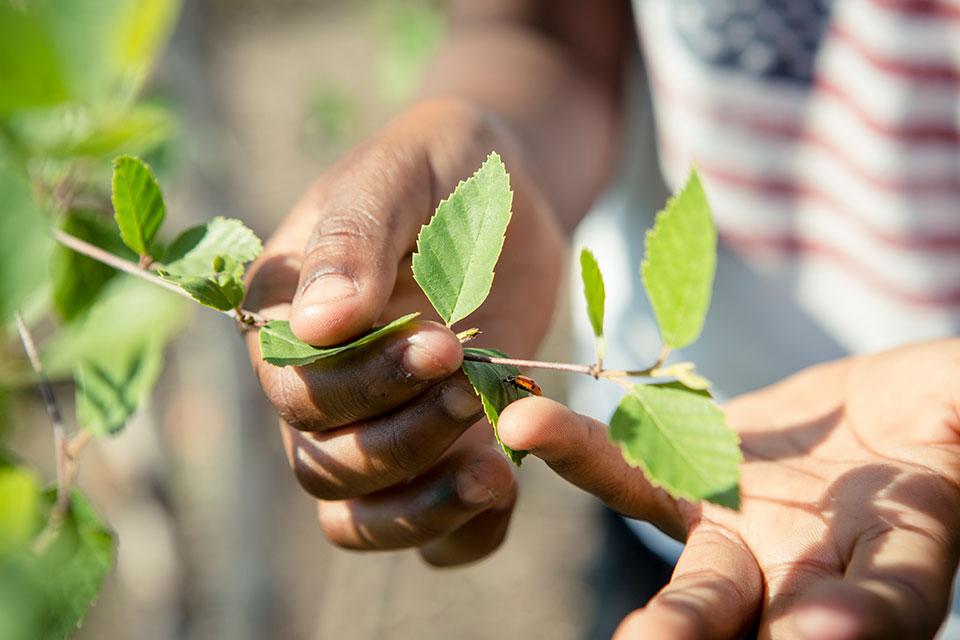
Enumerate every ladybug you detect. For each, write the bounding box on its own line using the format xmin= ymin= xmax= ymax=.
xmin=505 ymin=375 xmax=542 ymax=396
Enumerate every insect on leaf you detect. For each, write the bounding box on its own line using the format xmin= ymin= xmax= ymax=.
xmin=259 ymin=313 xmax=420 ymax=367
xmin=158 ymin=255 xmax=246 ymax=312
xmin=641 ymin=169 xmax=716 ymax=350
xmin=411 ymin=152 xmax=513 ymax=326
xmin=610 ymin=382 xmax=741 ymax=509
xmin=111 ymin=155 xmax=165 ymax=257
xmin=460 ymin=347 xmax=529 ymax=465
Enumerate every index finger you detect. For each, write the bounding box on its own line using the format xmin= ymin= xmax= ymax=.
xmin=249 ymin=317 xmax=463 ymax=432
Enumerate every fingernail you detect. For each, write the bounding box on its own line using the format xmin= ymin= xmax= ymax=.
xmin=402 ymin=329 xmax=461 ymax=380
xmin=456 ymin=469 xmax=497 ymax=507
xmin=794 ymin=607 xmax=859 ymax=640
xmin=442 ymin=385 xmax=483 ymax=421
xmin=297 ymin=273 xmax=358 ymax=309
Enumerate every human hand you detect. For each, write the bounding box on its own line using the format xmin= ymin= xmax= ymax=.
xmin=498 ymin=340 xmax=960 ymax=638
xmin=245 ymin=98 xmax=565 ymax=566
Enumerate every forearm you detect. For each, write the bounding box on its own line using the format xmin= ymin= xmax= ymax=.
xmin=417 ymin=0 xmax=632 ymax=230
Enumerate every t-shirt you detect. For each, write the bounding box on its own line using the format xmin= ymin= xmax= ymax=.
xmin=569 ymin=1 xmax=960 ymax=635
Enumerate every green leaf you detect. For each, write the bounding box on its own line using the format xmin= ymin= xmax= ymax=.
xmin=158 ymin=255 xmax=246 ymax=312
xmin=259 ymin=313 xmax=420 ymax=367
xmin=0 ymin=5 xmax=70 ymax=114
xmin=51 ymin=209 xmax=135 ymax=322
xmin=0 ymin=488 xmax=115 ymax=640
xmin=75 ymin=334 xmax=165 ymax=436
xmin=111 ymin=155 xmax=165 ymax=257
xmin=0 ymin=464 xmax=41 ymax=558
xmin=0 ymin=167 xmax=50 ymax=325
xmin=59 ymin=103 xmax=174 ymax=159
xmin=42 ymin=277 xmax=187 ymax=381
xmin=579 ymin=247 xmax=606 ymax=362
xmin=460 ymin=348 xmax=529 ymax=465
xmin=162 ymin=217 xmax=263 ymax=275
xmin=641 ymin=169 xmax=716 ymax=350
xmin=610 ymin=383 xmax=741 ymax=508
xmin=411 ymin=152 xmax=513 ymax=326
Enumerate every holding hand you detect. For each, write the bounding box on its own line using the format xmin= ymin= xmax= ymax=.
xmin=499 ymin=341 xmax=960 ymax=639
xmin=245 ymin=98 xmax=564 ymax=566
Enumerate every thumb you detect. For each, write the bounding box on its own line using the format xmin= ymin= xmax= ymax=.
xmin=498 ymin=396 xmax=686 ymax=538
xmin=289 ymin=144 xmax=436 ymax=346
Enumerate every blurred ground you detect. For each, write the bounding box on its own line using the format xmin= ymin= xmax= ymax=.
xmin=51 ymin=2 xmax=606 ymax=639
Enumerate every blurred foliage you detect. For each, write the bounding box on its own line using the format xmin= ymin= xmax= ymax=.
xmin=0 ymin=1 xmax=184 ymax=636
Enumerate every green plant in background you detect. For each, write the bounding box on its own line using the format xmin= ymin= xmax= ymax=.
xmin=0 ymin=2 xmax=739 ymax=637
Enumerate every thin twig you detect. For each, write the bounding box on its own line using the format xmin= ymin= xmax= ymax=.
xmin=52 ymin=229 xmax=266 ymax=328
xmin=462 ymin=352 xmax=598 ymax=375
xmin=14 ymin=313 xmax=70 ymax=523
xmin=65 ymin=429 xmax=93 ymax=461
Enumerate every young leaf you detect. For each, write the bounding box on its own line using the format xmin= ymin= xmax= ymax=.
xmin=162 ymin=217 xmax=263 ymax=275
xmin=259 ymin=313 xmax=419 ymax=367
xmin=158 ymin=255 xmax=246 ymax=312
xmin=75 ymin=335 xmax=165 ymax=437
xmin=460 ymin=347 xmax=529 ymax=465
xmin=610 ymin=382 xmax=741 ymax=509
xmin=641 ymin=169 xmax=716 ymax=350
xmin=51 ymin=209 xmax=136 ymax=322
xmin=411 ymin=152 xmax=513 ymax=326
xmin=111 ymin=155 xmax=165 ymax=257
xmin=579 ymin=247 xmax=606 ymax=362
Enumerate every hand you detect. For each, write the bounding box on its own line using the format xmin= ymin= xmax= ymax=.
xmin=498 ymin=340 xmax=960 ymax=638
xmin=245 ymin=98 xmax=565 ymax=566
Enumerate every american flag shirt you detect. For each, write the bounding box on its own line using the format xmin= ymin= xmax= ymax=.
xmin=637 ymin=0 xmax=960 ymax=353
xmin=570 ymin=2 xmax=960 ymax=634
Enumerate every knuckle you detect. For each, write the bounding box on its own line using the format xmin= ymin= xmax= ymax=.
xmin=379 ymin=425 xmax=427 ymax=478
xmin=289 ymin=444 xmax=351 ymax=501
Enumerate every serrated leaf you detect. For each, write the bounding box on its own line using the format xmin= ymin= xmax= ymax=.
xmin=259 ymin=313 xmax=419 ymax=367
xmin=51 ymin=209 xmax=136 ymax=322
xmin=641 ymin=169 xmax=716 ymax=350
xmin=158 ymin=255 xmax=246 ymax=312
xmin=162 ymin=216 xmax=262 ymax=275
xmin=460 ymin=348 xmax=529 ymax=465
xmin=75 ymin=334 xmax=165 ymax=436
xmin=111 ymin=155 xmax=165 ymax=257
xmin=610 ymin=382 xmax=741 ymax=508
xmin=411 ymin=152 xmax=512 ymax=326
xmin=579 ymin=247 xmax=606 ymax=363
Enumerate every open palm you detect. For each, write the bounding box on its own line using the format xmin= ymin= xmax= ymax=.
xmin=499 ymin=341 xmax=960 ymax=639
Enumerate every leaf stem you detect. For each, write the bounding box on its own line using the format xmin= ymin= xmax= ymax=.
xmin=52 ymin=229 xmax=266 ymax=329
xmin=460 ymin=349 xmax=670 ymax=382
xmin=14 ymin=313 xmax=70 ymax=524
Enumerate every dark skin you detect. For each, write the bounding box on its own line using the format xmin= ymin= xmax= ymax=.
xmin=246 ymin=2 xmax=960 ymax=637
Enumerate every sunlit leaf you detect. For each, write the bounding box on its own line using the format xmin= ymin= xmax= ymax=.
xmin=610 ymin=382 xmax=740 ymax=508
xmin=259 ymin=313 xmax=419 ymax=367
xmin=411 ymin=152 xmax=512 ymax=327
xmin=641 ymin=169 xmax=716 ymax=350
xmin=111 ymin=155 xmax=165 ymax=257
xmin=158 ymin=255 xmax=246 ymax=312
xmin=162 ymin=217 xmax=262 ymax=275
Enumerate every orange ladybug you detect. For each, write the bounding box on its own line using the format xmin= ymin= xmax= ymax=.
xmin=505 ymin=375 xmax=542 ymax=396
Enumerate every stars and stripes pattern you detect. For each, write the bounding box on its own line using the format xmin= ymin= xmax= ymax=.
xmin=635 ymin=0 xmax=960 ymax=353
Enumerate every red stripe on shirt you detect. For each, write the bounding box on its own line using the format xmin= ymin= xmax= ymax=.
xmin=871 ymin=0 xmax=960 ymax=21
xmin=830 ymin=22 xmax=960 ymax=84
xmin=720 ymin=230 xmax=960 ymax=307
xmin=658 ymin=136 xmax=960 ymax=250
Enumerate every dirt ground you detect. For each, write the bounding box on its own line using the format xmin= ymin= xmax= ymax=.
xmin=67 ymin=3 xmax=608 ymax=639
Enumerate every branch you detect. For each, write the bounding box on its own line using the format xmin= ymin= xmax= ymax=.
xmin=461 ymin=349 xmax=670 ymax=381
xmin=14 ymin=313 xmax=70 ymax=523
xmin=52 ymin=229 xmax=266 ymax=328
